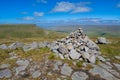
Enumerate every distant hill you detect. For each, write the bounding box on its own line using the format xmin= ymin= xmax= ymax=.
xmin=48 ymin=25 xmax=120 ymax=37
xmin=0 ymin=24 xmax=66 ymax=40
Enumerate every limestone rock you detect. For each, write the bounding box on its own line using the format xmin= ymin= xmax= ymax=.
xmin=69 ymin=49 xmax=81 ymax=60
xmin=61 ymin=64 xmax=73 ymax=76
xmin=71 ymin=71 xmax=88 ymax=80
xmin=0 ymin=69 xmax=12 ymax=78
xmin=32 ymin=70 xmax=41 ymax=78
xmin=0 ymin=44 xmax=8 ymax=50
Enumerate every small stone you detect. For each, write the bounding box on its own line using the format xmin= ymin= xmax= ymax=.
xmin=0 ymin=64 xmax=10 ymax=69
xmin=61 ymin=64 xmax=73 ymax=76
xmin=15 ymin=66 xmax=26 ymax=75
xmin=115 ymin=56 xmax=120 ymax=60
xmin=71 ymin=71 xmax=88 ymax=80
xmin=16 ymin=60 xmax=29 ymax=67
xmin=0 ymin=44 xmax=8 ymax=50
xmin=32 ymin=70 xmax=41 ymax=78
xmin=53 ymin=61 xmax=62 ymax=71
xmin=69 ymin=49 xmax=81 ymax=60
xmin=0 ymin=69 xmax=12 ymax=78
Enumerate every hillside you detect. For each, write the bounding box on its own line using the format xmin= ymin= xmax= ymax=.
xmin=48 ymin=25 xmax=120 ymax=37
xmin=0 ymin=24 xmax=66 ymax=43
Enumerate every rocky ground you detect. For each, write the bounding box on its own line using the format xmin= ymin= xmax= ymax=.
xmin=0 ymin=28 xmax=120 ymax=80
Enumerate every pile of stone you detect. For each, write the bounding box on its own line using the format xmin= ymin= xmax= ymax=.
xmin=51 ymin=28 xmax=102 ymax=63
xmin=96 ymin=37 xmax=111 ymax=44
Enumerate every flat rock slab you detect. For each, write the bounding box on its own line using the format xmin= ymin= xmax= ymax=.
xmin=32 ymin=70 xmax=41 ymax=78
xmin=0 ymin=69 xmax=12 ymax=78
xmin=16 ymin=60 xmax=29 ymax=67
xmin=0 ymin=64 xmax=10 ymax=69
xmin=89 ymin=65 xmax=120 ymax=80
xmin=71 ymin=71 xmax=88 ymax=80
xmin=61 ymin=63 xmax=73 ymax=76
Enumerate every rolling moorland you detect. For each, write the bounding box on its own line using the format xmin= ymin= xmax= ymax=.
xmin=0 ymin=24 xmax=120 ymax=80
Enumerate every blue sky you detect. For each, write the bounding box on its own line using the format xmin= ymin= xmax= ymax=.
xmin=0 ymin=0 xmax=120 ymax=26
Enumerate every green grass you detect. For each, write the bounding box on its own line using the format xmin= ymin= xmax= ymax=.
xmin=0 ymin=24 xmax=67 ymax=43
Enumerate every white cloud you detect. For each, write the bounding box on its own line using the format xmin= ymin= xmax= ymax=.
xmin=22 ymin=16 xmax=34 ymax=20
xmin=34 ymin=12 xmax=44 ymax=16
xmin=52 ymin=2 xmax=75 ymax=12
xmin=52 ymin=1 xmax=91 ymax=13
xmin=72 ymin=7 xmax=91 ymax=13
xmin=36 ymin=0 xmax=47 ymax=4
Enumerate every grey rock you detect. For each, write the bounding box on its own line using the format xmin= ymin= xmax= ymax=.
xmin=0 ymin=69 xmax=12 ymax=78
xmin=89 ymin=65 xmax=119 ymax=80
xmin=23 ymin=42 xmax=38 ymax=51
xmin=88 ymin=55 xmax=96 ymax=63
xmin=16 ymin=60 xmax=29 ymax=67
xmin=71 ymin=71 xmax=88 ymax=80
xmin=8 ymin=42 xmax=23 ymax=50
xmin=115 ymin=56 xmax=120 ymax=60
xmin=32 ymin=70 xmax=41 ymax=78
xmin=113 ymin=63 xmax=120 ymax=70
xmin=97 ymin=37 xmax=111 ymax=44
xmin=0 ymin=64 xmax=10 ymax=69
xmin=53 ymin=61 xmax=62 ymax=71
xmin=58 ymin=46 xmax=68 ymax=55
xmin=97 ymin=56 xmax=106 ymax=62
xmin=0 ymin=44 xmax=8 ymax=50
xmin=69 ymin=49 xmax=81 ymax=60
xmin=82 ymin=52 xmax=90 ymax=60
xmin=15 ymin=66 xmax=26 ymax=75
xmin=61 ymin=64 xmax=73 ymax=76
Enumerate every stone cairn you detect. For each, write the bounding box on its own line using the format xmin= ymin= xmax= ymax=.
xmin=51 ymin=28 xmax=102 ymax=63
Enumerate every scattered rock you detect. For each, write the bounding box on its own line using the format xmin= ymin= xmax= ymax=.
xmin=53 ymin=61 xmax=62 ymax=71
xmin=8 ymin=42 xmax=24 ymax=50
xmin=32 ymin=70 xmax=41 ymax=78
xmin=0 ymin=64 xmax=10 ymax=69
xmin=16 ymin=60 xmax=29 ymax=67
xmin=23 ymin=42 xmax=39 ymax=52
xmin=69 ymin=49 xmax=81 ymax=60
xmin=96 ymin=37 xmax=111 ymax=44
xmin=61 ymin=64 xmax=73 ymax=76
xmin=89 ymin=65 xmax=119 ymax=80
xmin=0 ymin=44 xmax=8 ymax=50
xmin=113 ymin=63 xmax=120 ymax=70
xmin=71 ymin=71 xmax=88 ymax=80
xmin=0 ymin=69 xmax=12 ymax=78
xmin=114 ymin=56 xmax=120 ymax=60
xmin=15 ymin=66 xmax=27 ymax=75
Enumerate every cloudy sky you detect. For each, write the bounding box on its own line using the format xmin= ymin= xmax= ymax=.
xmin=0 ymin=0 xmax=120 ymax=26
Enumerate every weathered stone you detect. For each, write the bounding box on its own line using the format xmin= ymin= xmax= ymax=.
xmin=97 ymin=37 xmax=111 ymax=44
xmin=53 ymin=61 xmax=62 ymax=71
xmin=97 ymin=56 xmax=106 ymax=62
xmin=89 ymin=65 xmax=119 ymax=80
xmin=69 ymin=49 xmax=81 ymax=60
xmin=0 ymin=64 xmax=10 ymax=69
xmin=61 ymin=64 xmax=73 ymax=76
xmin=32 ymin=70 xmax=41 ymax=78
xmin=58 ymin=46 xmax=68 ymax=54
xmin=71 ymin=71 xmax=88 ymax=80
xmin=8 ymin=42 xmax=24 ymax=50
xmin=88 ymin=55 xmax=96 ymax=63
xmin=23 ymin=42 xmax=38 ymax=51
xmin=16 ymin=60 xmax=29 ymax=67
xmin=0 ymin=69 xmax=12 ymax=78
xmin=115 ymin=56 xmax=120 ymax=60
xmin=0 ymin=44 xmax=8 ymax=50
xmin=113 ymin=63 xmax=120 ymax=70
xmin=15 ymin=66 xmax=26 ymax=75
